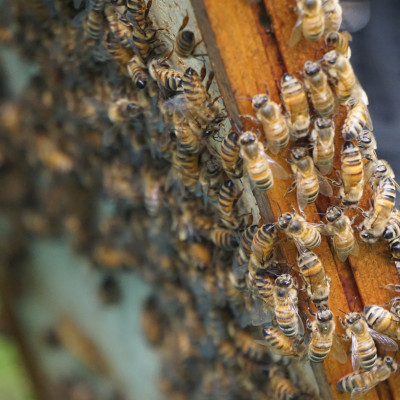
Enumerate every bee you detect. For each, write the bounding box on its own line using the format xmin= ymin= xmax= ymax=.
xmin=273 ymin=274 xmax=304 ymax=337
xmin=342 ymin=101 xmax=373 ymax=140
xmin=337 ymin=356 xmax=398 ymax=397
xmin=289 ymin=146 xmax=333 ymax=211
xmin=311 ymin=117 xmax=335 ymax=175
xmin=105 ymin=33 xmax=134 ymax=65
xmin=250 ymin=269 xmax=275 ymax=313
xmin=280 ymin=73 xmax=310 ymax=141
xmin=239 ymin=131 xmax=288 ymax=191
xmin=383 ymin=209 xmax=400 ymax=255
xmin=359 ymin=177 xmax=396 ymax=242
xmin=325 ymin=206 xmax=359 ymax=261
xmin=127 ymin=55 xmax=148 ymax=89
xmin=104 ymin=5 xmax=133 ymax=48
xmin=172 ymin=147 xmax=199 ymax=192
xmin=357 ymin=130 xmax=377 ymax=161
xmin=251 ymin=223 xmax=277 ymax=266
xmin=339 ymin=141 xmax=365 ymax=207
xmin=107 ymin=98 xmax=142 ymax=124
xmin=308 ymin=306 xmax=347 ymax=363
xmin=126 ymin=0 xmax=151 ymax=29
xmin=218 ymin=179 xmax=240 ymax=217
xmin=181 ymin=67 xmax=208 ymax=109
xmin=296 ymin=246 xmax=330 ymax=306
xmin=322 ymin=50 xmax=360 ymax=103
xmin=269 ymin=367 xmax=297 ymax=400
xmin=389 ymin=297 xmax=400 ymax=318
xmin=277 ymin=210 xmax=322 ymax=249
xmin=210 ymin=227 xmax=239 ymax=250
xmin=174 ymin=115 xmax=202 ymax=154
xmin=250 ymin=94 xmax=290 ymax=154
xmin=366 ymin=159 xmax=399 ymax=192
xmin=258 ymin=327 xmax=304 ymax=357
xmin=174 ymin=12 xmax=200 ymax=58
xmin=220 ymin=130 xmax=242 ymax=178
xmin=86 ymin=10 xmax=104 ymax=41
xmin=303 ymin=61 xmax=336 ymax=117
xmin=234 ymin=225 xmax=258 ymax=275
xmin=364 ymin=304 xmax=400 ymax=341
xmin=325 ymin=30 xmax=352 ymax=58
xmin=341 ymin=312 xmax=398 ymax=371
xmin=289 ymin=0 xmax=325 ymax=47
xmin=148 ymin=58 xmax=183 ymax=92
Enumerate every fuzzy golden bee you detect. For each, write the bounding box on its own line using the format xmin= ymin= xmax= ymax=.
xmin=280 ymin=73 xmax=310 ymax=141
xmin=364 ymin=304 xmax=400 ymax=341
xmin=310 ymin=117 xmax=335 ymax=176
xmin=273 ymin=274 xmax=303 ymax=338
xmin=239 ymin=131 xmax=288 ymax=191
xmin=289 ymin=146 xmax=333 ymax=211
xmin=337 ymin=356 xmax=398 ymax=398
xmin=339 ymin=141 xmax=365 ymax=207
xmin=220 ymin=130 xmax=242 ymax=178
xmin=269 ymin=367 xmax=297 ymax=400
xmin=149 ymin=58 xmax=183 ymax=92
xmin=357 ymin=130 xmax=377 ymax=161
xmin=127 ymin=55 xmax=148 ymax=89
xmin=303 ymin=61 xmax=336 ymax=117
xmin=248 ymin=94 xmax=290 ymax=154
xmin=308 ymin=306 xmax=347 ymax=363
xmin=277 ymin=210 xmax=322 ymax=249
xmin=290 ymin=0 xmax=325 ymax=47
xmin=258 ymin=327 xmax=304 ymax=357
xmin=325 ymin=206 xmax=359 ymax=261
xmin=250 ymin=223 xmax=277 ymax=267
xmin=325 ymin=30 xmax=352 ymax=58
xmin=174 ymin=12 xmax=200 ymax=58
xmin=342 ymin=101 xmax=373 ymax=140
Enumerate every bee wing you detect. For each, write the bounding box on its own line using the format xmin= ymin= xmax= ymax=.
xmin=315 ymin=168 xmax=333 ymax=197
xmin=251 ymin=300 xmax=274 ymax=326
xmin=351 ymin=334 xmax=360 ymax=371
xmin=351 ymin=384 xmax=378 ymax=400
xmin=341 ymin=0 xmax=371 ymax=33
xmin=332 ymin=335 xmax=348 ymax=364
xmin=289 ymin=16 xmax=303 ymax=47
xmin=295 ymin=172 xmax=309 ymax=212
xmin=265 ymin=154 xmax=289 ymax=180
xmin=350 ymin=238 xmax=359 ymax=257
xmin=289 ymin=294 xmax=304 ymax=336
xmin=368 ymin=328 xmax=399 ymax=351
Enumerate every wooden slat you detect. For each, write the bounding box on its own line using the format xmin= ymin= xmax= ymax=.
xmin=193 ymin=1 xmax=400 ymax=399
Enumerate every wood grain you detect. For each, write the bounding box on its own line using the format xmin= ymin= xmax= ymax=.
xmin=192 ymin=0 xmax=400 ymax=399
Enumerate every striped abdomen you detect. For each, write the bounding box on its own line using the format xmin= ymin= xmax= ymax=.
xmin=309 ymin=334 xmax=332 ymax=362
xmin=182 ymin=68 xmax=208 ymax=107
xmin=178 ymin=122 xmax=201 ymax=154
xmin=307 ymin=73 xmax=335 ymax=117
xmin=341 ymin=141 xmax=363 ymax=191
xmin=210 ymin=228 xmax=239 ymax=250
xmin=261 ymin=118 xmax=290 ymax=150
xmin=342 ymin=102 xmax=369 ymax=140
xmin=364 ymin=305 xmax=400 ymax=340
xmin=127 ymin=0 xmax=146 ymax=27
xmin=337 ymin=370 xmax=375 ymax=393
xmin=383 ymin=210 xmax=400 ymax=241
xmin=251 ymin=224 xmax=276 ymax=262
xmin=270 ymin=374 xmax=297 ymax=400
xmin=275 ymin=300 xmax=299 ymax=337
xmin=299 ymin=173 xmax=319 ymax=204
xmin=297 ymin=249 xmax=326 ymax=288
xmin=221 ymin=131 xmax=240 ymax=172
xmin=297 ymin=225 xmax=321 ymax=249
xmin=156 ymin=68 xmax=183 ymax=91
xmin=175 ymin=30 xmax=195 ymax=57
xmin=262 ymin=328 xmax=298 ymax=356
xmin=336 ymin=66 xmax=356 ymax=103
xmin=247 ymin=156 xmax=273 ymax=191
xmin=218 ymin=179 xmax=236 ymax=216
xmin=281 ymin=76 xmax=308 ymax=121
xmin=303 ymin=14 xmax=324 ymax=41
xmin=86 ymin=10 xmax=103 ymax=41
xmin=355 ymin=332 xmax=377 ymax=371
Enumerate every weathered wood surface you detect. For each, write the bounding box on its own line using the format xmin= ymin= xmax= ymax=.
xmin=192 ymin=1 xmax=400 ymax=399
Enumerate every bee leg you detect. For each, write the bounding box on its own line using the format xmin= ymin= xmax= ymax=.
xmin=240 ymin=114 xmax=259 ymax=124
xmin=145 ymin=0 xmax=153 ymax=19
xmin=284 ymin=181 xmax=297 ymax=197
xmin=337 ymin=333 xmax=350 ymax=341
xmin=206 ymin=71 xmax=215 ymax=93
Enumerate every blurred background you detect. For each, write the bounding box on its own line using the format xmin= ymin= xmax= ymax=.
xmin=0 ymin=0 xmax=399 ymax=399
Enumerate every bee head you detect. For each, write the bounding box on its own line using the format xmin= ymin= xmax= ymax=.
xmin=325 ymin=31 xmax=339 ymax=48
xmin=291 ymin=147 xmax=307 ymax=161
xmin=227 ymin=130 xmax=239 ymax=143
xmin=384 ymin=357 xmax=397 ymax=372
xmin=304 ymin=61 xmax=320 ymax=77
xmin=391 ymin=240 xmax=400 ymax=252
xmin=323 ymin=50 xmax=338 ymax=65
xmin=360 ymin=230 xmax=379 ymax=244
xmin=345 ymin=312 xmax=361 ymax=325
xmin=343 ymin=141 xmax=355 ymax=151
xmin=181 ymin=30 xmax=194 ymax=43
xmin=281 ymin=73 xmax=294 ymax=84
xmin=382 ymin=227 xmax=394 ymax=240
xmin=326 ymin=206 xmax=342 ymax=222
xmin=357 ymin=133 xmax=373 ymax=147
xmin=304 ymin=0 xmax=317 ymax=9
xmin=276 ymin=274 xmax=292 ymax=288
xmin=239 ymin=131 xmax=256 ymax=146
xmin=185 ymin=67 xmax=197 ymax=77
xmin=252 ymin=94 xmax=269 ymax=110
xmin=277 ymin=213 xmax=292 ymax=229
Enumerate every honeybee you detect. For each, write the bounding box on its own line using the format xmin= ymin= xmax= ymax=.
xmin=239 ymin=131 xmax=288 ymax=191
xmin=104 ymin=5 xmax=133 ymax=48
xmin=325 ymin=30 xmax=352 ymax=58
xmin=174 ymin=12 xmax=201 ymax=58
xmin=296 ymin=246 xmax=330 ymax=306
xmin=210 ymin=227 xmax=239 ymax=250
xmin=172 ymin=147 xmax=199 ymax=192
xmin=359 ymin=177 xmax=396 ymax=242
xmin=280 ymin=73 xmax=310 ymax=141
xmin=107 ymin=98 xmax=143 ymax=124
xmin=383 ymin=210 xmax=400 ymax=259
xmin=181 ymin=67 xmax=208 ymax=109
xmin=322 ymin=50 xmax=362 ymax=103
xmin=105 ymin=33 xmax=134 ymax=65
xmin=289 ymin=147 xmax=333 ymax=211
xmin=321 ymin=0 xmax=342 ymax=32
xmin=269 ymin=367 xmax=297 ymax=400
xmin=277 ymin=210 xmax=322 ymax=249
xmin=174 ymin=115 xmax=202 ymax=154
xmin=127 ymin=55 xmax=148 ymax=89
xmin=339 ymin=141 xmax=365 ymax=207
xmin=357 ymin=130 xmax=377 ymax=161
xmin=290 ymin=0 xmax=325 ymax=47
xmin=311 ymin=117 xmax=334 ymax=175
xmin=273 ymin=274 xmax=304 ymax=337
xmin=307 ymin=306 xmax=347 ymax=364
xmin=218 ymin=179 xmax=240 ymax=217
xmin=341 ymin=312 xmax=398 ymax=371
xmin=389 ymin=297 xmax=400 ymax=318
xmin=235 ymin=224 xmax=258 ymax=273
xmin=258 ymin=327 xmax=304 ymax=357
xmin=303 ymin=61 xmax=336 ymax=117
xmin=148 ymin=58 xmax=183 ymax=92
xmin=366 ymin=159 xmax=399 ymax=192
xmin=325 ymin=206 xmax=359 ymax=261
xmin=249 ymin=95 xmax=290 ymax=154
xmin=126 ymin=0 xmax=151 ymax=29
xmin=337 ymin=356 xmax=398 ymax=398
xmin=342 ymin=101 xmax=373 ymax=140
xmin=86 ymin=9 xmax=104 ymax=41
xmin=220 ymin=129 xmax=242 ymax=178
xmin=364 ymin=304 xmax=400 ymax=341
xmin=251 ymin=223 xmax=277 ymax=266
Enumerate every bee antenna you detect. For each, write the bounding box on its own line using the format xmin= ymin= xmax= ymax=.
xmin=314 ymin=212 xmax=326 ymax=215
xmin=238 ymin=96 xmax=253 ymax=101
xmin=352 ymin=297 xmax=357 ymax=312
xmin=337 ymin=308 xmax=346 ymax=314
xmin=274 ymin=200 xmax=283 ymax=215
